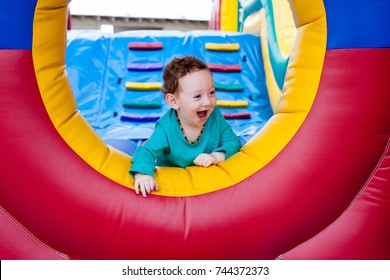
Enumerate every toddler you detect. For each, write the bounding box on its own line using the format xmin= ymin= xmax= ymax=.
xmin=130 ymin=56 xmax=242 ymax=197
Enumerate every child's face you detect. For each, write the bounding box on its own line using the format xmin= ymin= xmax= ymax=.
xmin=168 ymin=70 xmax=216 ymax=128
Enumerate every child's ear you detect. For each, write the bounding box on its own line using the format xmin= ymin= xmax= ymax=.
xmin=165 ymin=93 xmax=179 ymax=109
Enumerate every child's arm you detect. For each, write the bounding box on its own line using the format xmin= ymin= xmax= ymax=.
xmin=193 ymin=151 xmax=226 ymax=167
xmin=134 ymin=173 xmax=159 ymax=198
xmin=130 ymin=122 xmax=168 ymax=197
xmin=212 ymin=108 xmax=242 ymax=159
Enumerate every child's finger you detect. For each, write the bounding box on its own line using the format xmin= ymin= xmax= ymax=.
xmin=134 ymin=181 xmax=140 ymax=195
xmin=193 ymin=157 xmax=202 ymax=166
xmin=145 ymin=183 xmax=152 ymax=195
xmin=146 ymin=180 xmax=153 ymax=193
xmin=140 ymin=183 xmax=147 ymax=197
xmin=148 ymin=178 xmax=158 ymax=192
xmin=201 ymin=157 xmax=210 ymax=167
xmin=148 ymin=178 xmax=156 ymax=192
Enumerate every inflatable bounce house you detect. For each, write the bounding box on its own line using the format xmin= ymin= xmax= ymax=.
xmin=0 ymin=0 xmax=389 ymax=260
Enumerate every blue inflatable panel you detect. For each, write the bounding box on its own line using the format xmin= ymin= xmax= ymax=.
xmin=325 ymin=0 xmax=390 ymax=49
xmin=0 ymin=0 xmax=38 ymax=50
xmin=66 ymin=30 xmax=272 ymax=155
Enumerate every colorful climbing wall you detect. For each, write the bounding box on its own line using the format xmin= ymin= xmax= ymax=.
xmin=66 ymin=30 xmax=272 ymax=155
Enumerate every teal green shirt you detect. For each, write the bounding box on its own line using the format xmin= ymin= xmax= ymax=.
xmin=130 ymin=107 xmax=242 ymax=177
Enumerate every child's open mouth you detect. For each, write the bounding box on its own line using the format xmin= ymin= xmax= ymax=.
xmin=197 ymin=110 xmax=208 ymax=119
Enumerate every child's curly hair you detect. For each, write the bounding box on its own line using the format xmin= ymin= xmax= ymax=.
xmin=161 ymin=56 xmax=210 ymax=96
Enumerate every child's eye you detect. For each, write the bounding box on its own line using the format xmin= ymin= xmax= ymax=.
xmin=209 ymin=90 xmax=216 ymax=95
xmin=194 ymin=94 xmax=201 ymax=99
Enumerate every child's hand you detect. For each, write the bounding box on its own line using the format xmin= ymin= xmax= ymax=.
xmin=193 ymin=152 xmax=225 ymax=167
xmin=134 ymin=173 xmax=158 ymax=197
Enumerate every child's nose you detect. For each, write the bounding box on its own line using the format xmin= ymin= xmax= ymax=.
xmin=202 ymin=96 xmax=212 ymax=106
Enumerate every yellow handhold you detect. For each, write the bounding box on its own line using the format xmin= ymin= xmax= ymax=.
xmin=205 ymin=43 xmax=240 ymax=51
xmin=125 ymin=82 xmax=162 ymax=90
xmin=217 ymin=100 xmax=248 ymax=108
